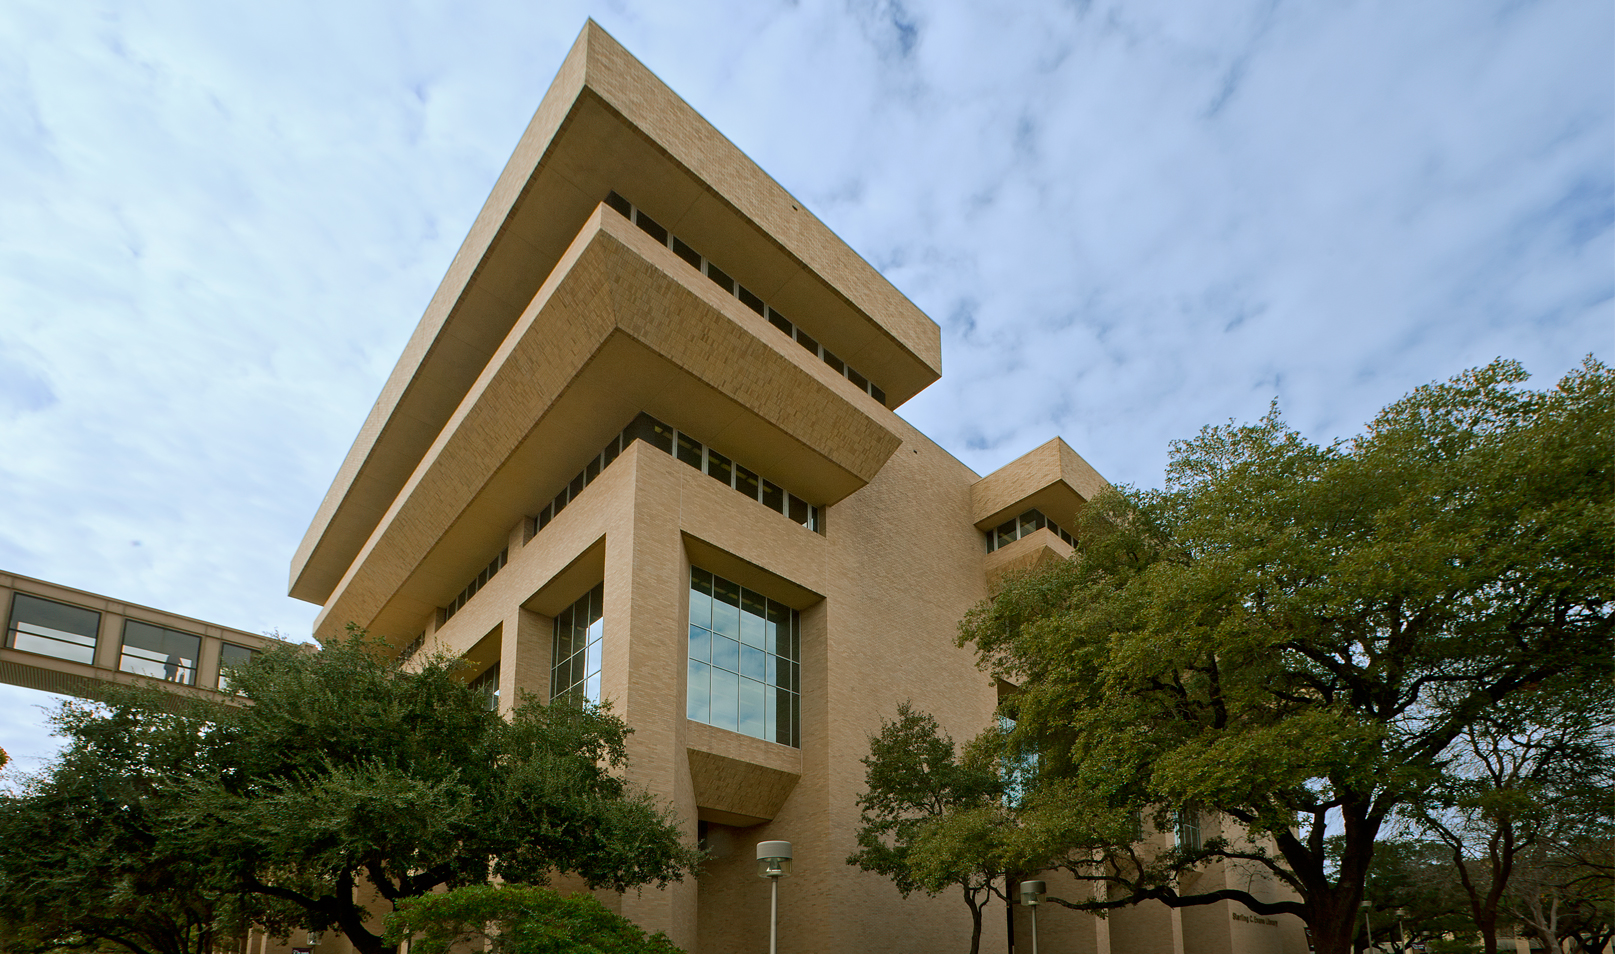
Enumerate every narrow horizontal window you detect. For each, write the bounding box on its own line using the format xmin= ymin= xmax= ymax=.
xmin=603 ymin=190 xmax=892 ymax=406
xmin=673 ymin=236 xmax=702 ymax=269
xmin=633 ymin=210 xmax=668 ymax=244
xmin=705 ymin=262 xmax=735 ymax=294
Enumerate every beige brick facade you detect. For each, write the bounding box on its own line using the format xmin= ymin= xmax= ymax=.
xmin=280 ymin=20 xmax=1312 ymax=954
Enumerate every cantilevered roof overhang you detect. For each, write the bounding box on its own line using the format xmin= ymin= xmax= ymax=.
xmin=291 ymin=21 xmax=941 ymax=608
xmin=972 ymin=437 xmax=1110 ymax=532
xmin=311 ymin=209 xmax=904 ymax=642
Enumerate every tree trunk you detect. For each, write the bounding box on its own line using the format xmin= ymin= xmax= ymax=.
xmin=963 ymin=885 xmax=983 ymax=954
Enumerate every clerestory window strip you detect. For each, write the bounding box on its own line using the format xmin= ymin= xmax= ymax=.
xmin=603 ymin=191 xmax=888 ymax=408
xmin=984 ymin=509 xmax=1076 ymax=553
xmin=537 ymin=413 xmax=821 ymax=534
xmin=442 ymin=548 xmax=508 ymax=623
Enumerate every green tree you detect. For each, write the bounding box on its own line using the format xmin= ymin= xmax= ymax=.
xmin=383 ymin=884 xmax=682 ymax=954
xmin=0 ymin=690 xmax=277 ymax=954
xmin=1406 ymin=696 xmax=1614 ymax=952
xmin=0 ymin=633 xmax=701 ymax=954
xmin=956 ymin=359 xmax=1614 ymax=954
xmin=1506 ymin=788 xmax=1614 ymax=954
xmin=847 ymin=703 xmax=1011 ymax=954
xmin=1354 ymin=837 xmax=1475 ymax=953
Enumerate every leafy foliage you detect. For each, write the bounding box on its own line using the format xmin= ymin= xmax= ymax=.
xmin=0 ymin=688 xmax=278 ymax=954
xmin=847 ymin=703 xmax=1010 ymax=954
xmin=383 ymin=884 xmax=683 ymax=954
xmin=956 ymin=359 xmax=1614 ymax=954
xmin=1403 ymin=694 xmax=1614 ymax=952
xmin=0 ymin=633 xmax=701 ymax=954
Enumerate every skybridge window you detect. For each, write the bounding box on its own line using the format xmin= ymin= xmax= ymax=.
xmin=6 ymin=593 xmax=100 ymax=666
xmin=119 ymin=620 xmax=201 ymax=685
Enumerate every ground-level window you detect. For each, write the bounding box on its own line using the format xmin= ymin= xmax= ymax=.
xmin=216 ymin=642 xmax=257 ymax=692
xmin=469 ymin=662 xmax=500 ymax=711
xmin=118 ymin=620 xmax=201 ymax=685
xmin=551 ymin=583 xmax=603 ymax=706
xmin=686 ymin=568 xmax=799 ymax=747
xmin=6 ymin=593 xmax=100 ymax=665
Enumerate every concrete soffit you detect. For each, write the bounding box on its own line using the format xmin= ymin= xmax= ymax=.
xmin=311 ymin=212 xmax=902 ymax=643
xmin=290 ymin=20 xmax=941 ymax=611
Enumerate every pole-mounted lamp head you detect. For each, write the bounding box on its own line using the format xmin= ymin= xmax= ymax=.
xmin=757 ymin=841 xmax=793 ymax=879
xmin=1021 ymin=880 xmax=1047 ymax=907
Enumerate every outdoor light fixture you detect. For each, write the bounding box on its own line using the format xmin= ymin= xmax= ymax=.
xmin=1020 ymin=881 xmax=1047 ymax=954
xmin=757 ymin=840 xmax=792 ymax=954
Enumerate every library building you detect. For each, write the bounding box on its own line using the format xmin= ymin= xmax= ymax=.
xmin=3 ymin=21 xmax=1309 ymax=954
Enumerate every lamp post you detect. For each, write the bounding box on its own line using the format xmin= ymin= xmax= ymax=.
xmin=1361 ymin=901 xmax=1373 ymax=953
xmin=1021 ymin=880 xmax=1046 ymax=954
xmin=757 ymin=841 xmax=792 ymax=954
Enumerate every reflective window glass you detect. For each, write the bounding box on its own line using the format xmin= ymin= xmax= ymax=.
xmin=712 ymin=635 xmax=740 ymax=673
xmin=712 ymin=579 xmax=741 ymax=638
xmin=706 ymin=449 xmax=732 ymax=487
xmin=673 ymin=237 xmax=701 ymax=269
xmin=788 ymin=494 xmax=810 ymax=526
xmin=705 ymin=263 xmax=735 ymax=294
xmin=217 ymin=642 xmax=256 ymax=691
xmin=633 ymin=210 xmax=668 ymax=244
xmin=794 ymin=329 xmax=819 ymax=356
xmin=685 ymin=568 xmax=800 ymax=748
xmin=676 ymin=432 xmax=703 ymax=469
xmin=736 ymin=466 xmax=760 ymax=501
xmin=741 ymin=645 xmax=766 ymax=681
xmin=738 ymin=286 xmax=765 ymax=315
xmin=687 ymin=659 xmax=711 ymax=722
xmin=6 ymin=594 xmax=99 ymax=665
xmin=710 ymin=668 xmax=739 ymax=731
xmin=119 ymin=620 xmax=201 ymax=685
xmin=739 ymin=591 xmax=766 ymax=648
xmin=739 ymin=678 xmax=765 ymax=737
xmin=550 ymin=584 xmax=604 ymax=706
xmin=767 ymin=309 xmax=793 ymax=336
xmin=822 ymin=350 xmax=845 ymax=374
xmin=847 ymin=367 xmax=869 ymax=391
xmin=761 ymin=480 xmax=785 ymax=513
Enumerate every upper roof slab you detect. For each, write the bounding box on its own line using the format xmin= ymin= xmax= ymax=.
xmin=291 ymin=21 xmax=942 ymax=606
xmin=971 ymin=437 xmax=1109 ymax=532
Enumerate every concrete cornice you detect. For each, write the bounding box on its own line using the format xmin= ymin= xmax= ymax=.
xmin=291 ymin=21 xmax=940 ymax=609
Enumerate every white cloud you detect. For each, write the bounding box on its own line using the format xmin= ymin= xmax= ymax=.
xmin=0 ymin=0 xmax=1608 ymax=764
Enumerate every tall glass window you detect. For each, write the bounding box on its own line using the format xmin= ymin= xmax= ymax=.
xmin=686 ymin=568 xmax=799 ymax=747
xmin=216 ymin=642 xmax=257 ymax=692
xmin=551 ymin=583 xmax=604 ymax=706
xmin=469 ymin=662 xmax=500 ymax=711
xmin=118 ymin=620 xmax=201 ymax=685
xmin=6 ymin=594 xmax=100 ymax=665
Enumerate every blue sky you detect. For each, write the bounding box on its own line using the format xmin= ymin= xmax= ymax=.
xmin=1 ymin=0 xmax=1609 ymax=772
